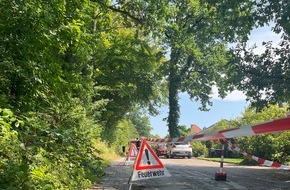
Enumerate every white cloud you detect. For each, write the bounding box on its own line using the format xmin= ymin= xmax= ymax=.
xmin=228 ymin=24 xmax=281 ymax=55
xmin=247 ymin=26 xmax=281 ymax=55
xmin=211 ymin=86 xmax=247 ymax=102
xmin=223 ymin=90 xmax=247 ymax=101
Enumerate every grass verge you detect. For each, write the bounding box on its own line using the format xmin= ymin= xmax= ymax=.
xmin=199 ymin=157 xmax=244 ymax=165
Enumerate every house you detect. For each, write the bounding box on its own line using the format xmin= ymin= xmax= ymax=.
xmin=190 ymin=124 xmax=202 ymax=134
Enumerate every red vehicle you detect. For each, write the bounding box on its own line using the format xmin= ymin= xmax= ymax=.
xmin=154 ymin=144 xmax=167 ymax=157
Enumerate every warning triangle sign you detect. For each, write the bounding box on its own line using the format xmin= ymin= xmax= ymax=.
xmin=130 ymin=140 xmax=171 ymax=181
xmin=127 ymin=142 xmax=138 ymax=160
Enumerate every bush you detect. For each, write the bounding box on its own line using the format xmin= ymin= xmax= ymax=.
xmin=0 ymin=108 xmax=116 ymax=189
xmin=190 ymin=141 xmax=207 ymax=157
xmin=239 ymin=158 xmax=259 ymax=166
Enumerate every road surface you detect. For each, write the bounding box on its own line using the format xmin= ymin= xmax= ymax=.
xmin=92 ymin=157 xmax=290 ymax=190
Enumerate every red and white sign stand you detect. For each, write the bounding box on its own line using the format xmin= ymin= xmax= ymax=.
xmin=215 ymin=139 xmax=227 ymax=181
xmin=128 ymin=140 xmax=171 ymax=189
xmin=127 ymin=143 xmax=138 ymax=161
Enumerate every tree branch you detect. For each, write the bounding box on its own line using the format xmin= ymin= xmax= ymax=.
xmin=108 ymin=6 xmax=143 ymax=25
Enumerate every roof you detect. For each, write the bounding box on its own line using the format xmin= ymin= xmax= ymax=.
xmin=190 ymin=124 xmax=202 ymax=134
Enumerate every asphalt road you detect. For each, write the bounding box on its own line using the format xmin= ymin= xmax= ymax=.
xmin=92 ymin=157 xmax=290 ymax=190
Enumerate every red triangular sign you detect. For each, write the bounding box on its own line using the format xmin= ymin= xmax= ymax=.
xmin=130 ymin=140 xmax=171 ymax=181
xmin=128 ymin=143 xmax=138 ymax=159
xmin=135 ymin=141 xmax=164 ymax=170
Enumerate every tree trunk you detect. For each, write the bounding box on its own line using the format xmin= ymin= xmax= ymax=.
xmin=168 ymin=50 xmax=181 ymax=138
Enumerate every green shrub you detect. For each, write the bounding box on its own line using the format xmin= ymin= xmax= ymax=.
xmin=190 ymin=141 xmax=207 ymax=157
xmin=0 ymin=108 xmax=116 ymax=189
xmin=239 ymin=157 xmax=259 ymax=166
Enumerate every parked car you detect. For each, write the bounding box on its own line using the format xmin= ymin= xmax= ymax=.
xmin=166 ymin=142 xmax=192 ymax=158
xmin=154 ymin=144 xmax=167 ymax=157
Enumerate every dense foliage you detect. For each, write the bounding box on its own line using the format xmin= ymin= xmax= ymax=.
xmin=233 ymin=105 xmax=290 ymax=164
xmin=0 ymin=0 xmax=159 ymax=189
xmin=190 ymin=141 xmax=208 ymax=157
xmin=204 ymin=105 xmax=290 ymax=164
xmin=0 ymin=0 xmax=289 ymax=189
xmin=0 ymin=108 xmax=113 ymax=189
xmin=164 ymin=0 xmax=255 ymax=137
xmin=109 ymin=0 xmax=290 ymax=137
xmin=227 ymin=0 xmax=290 ymax=109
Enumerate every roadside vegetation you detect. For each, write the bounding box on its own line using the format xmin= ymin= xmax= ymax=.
xmin=189 ymin=105 xmax=290 ymax=166
xmin=0 ymin=0 xmax=289 ymax=189
xmin=199 ymin=157 xmax=290 ymax=166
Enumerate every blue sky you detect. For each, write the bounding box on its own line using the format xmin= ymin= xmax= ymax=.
xmin=150 ymin=92 xmax=249 ymax=137
xmin=150 ymin=25 xmax=281 ymax=137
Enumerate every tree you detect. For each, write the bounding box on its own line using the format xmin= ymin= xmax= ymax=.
xmin=178 ymin=125 xmax=191 ymax=137
xmin=164 ymin=0 xmax=290 ymax=136
xmin=229 ymin=34 xmax=290 ymax=109
xmin=91 ymin=25 xmax=165 ymax=142
xmin=105 ymin=0 xmax=259 ymax=137
xmin=232 ymin=105 xmax=290 ymax=164
xmin=163 ymin=1 xmax=258 ymax=137
xmin=113 ymin=119 xmax=139 ymax=152
xmin=0 ymin=0 xmax=146 ymax=189
xmin=254 ymin=0 xmax=290 ymax=36
xmin=226 ymin=0 xmax=290 ymax=109
xmin=125 ymin=106 xmax=153 ymax=137
xmin=0 ymin=0 xmax=95 ymax=112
